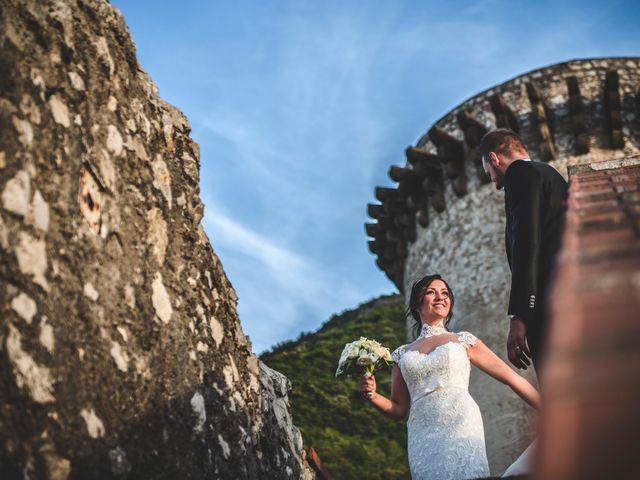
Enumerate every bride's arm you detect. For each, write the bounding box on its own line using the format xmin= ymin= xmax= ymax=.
xmin=468 ymin=340 xmax=542 ymax=410
xmin=358 ymin=365 xmax=410 ymax=421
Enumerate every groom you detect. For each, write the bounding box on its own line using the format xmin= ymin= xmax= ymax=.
xmin=480 ymin=129 xmax=568 ymax=372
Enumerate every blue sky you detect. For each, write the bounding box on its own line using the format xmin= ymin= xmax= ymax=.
xmin=111 ymin=0 xmax=639 ymax=353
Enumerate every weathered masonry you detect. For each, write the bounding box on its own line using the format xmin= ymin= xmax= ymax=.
xmin=0 ymin=1 xmax=313 ymax=478
xmin=365 ymin=58 xmax=640 ymax=474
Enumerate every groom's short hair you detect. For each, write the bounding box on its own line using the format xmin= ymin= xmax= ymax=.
xmin=480 ymin=128 xmax=529 ymax=160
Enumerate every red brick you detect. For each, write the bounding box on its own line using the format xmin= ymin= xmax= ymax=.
xmin=621 ymin=191 xmax=640 ymax=204
xmin=574 ymin=170 xmax=610 ymax=181
xmin=577 ymin=213 xmax=631 ymax=233
xmin=611 ymin=173 xmax=640 ymax=184
xmin=573 ymin=197 xmax=620 ymax=211
xmin=571 ymin=179 xmax=612 ymax=190
xmin=538 ymin=159 xmax=640 ymax=480
xmin=572 ymin=192 xmax=619 ymax=205
xmin=614 ymin=183 xmax=639 ymax=193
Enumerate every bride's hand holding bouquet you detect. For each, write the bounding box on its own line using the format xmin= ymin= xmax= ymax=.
xmin=335 ymin=337 xmax=391 ymax=398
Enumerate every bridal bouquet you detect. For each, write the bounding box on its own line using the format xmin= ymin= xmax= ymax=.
xmin=335 ymin=337 xmax=392 ymax=378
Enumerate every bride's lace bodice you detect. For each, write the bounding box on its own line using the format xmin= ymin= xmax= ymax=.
xmin=391 ymin=330 xmax=477 ymax=403
xmin=391 ymin=324 xmax=489 ymax=480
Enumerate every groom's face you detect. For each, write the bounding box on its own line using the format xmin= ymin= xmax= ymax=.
xmin=482 ymin=153 xmax=504 ymax=190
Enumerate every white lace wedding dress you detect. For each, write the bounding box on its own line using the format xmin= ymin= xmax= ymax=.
xmin=392 ymin=324 xmax=490 ymax=480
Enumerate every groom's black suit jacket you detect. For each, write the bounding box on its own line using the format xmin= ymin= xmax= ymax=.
xmin=503 ymin=160 xmax=568 ymax=359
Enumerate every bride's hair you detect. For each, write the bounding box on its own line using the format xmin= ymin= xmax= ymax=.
xmin=406 ymin=274 xmax=455 ymax=340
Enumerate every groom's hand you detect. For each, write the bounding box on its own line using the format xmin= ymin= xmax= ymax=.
xmin=507 ymin=317 xmax=531 ymax=369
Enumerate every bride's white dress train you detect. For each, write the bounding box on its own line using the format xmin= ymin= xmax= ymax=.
xmin=502 ymin=440 xmax=536 ymax=477
xmin=392 ymin=325 xmax=490 ymax=480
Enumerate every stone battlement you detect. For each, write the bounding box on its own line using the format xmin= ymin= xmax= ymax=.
xmin=366 ymin=57 xmax=640 ymax=290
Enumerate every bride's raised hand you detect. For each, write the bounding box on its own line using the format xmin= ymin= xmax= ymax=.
xmin=357 ymin=368 xmax=410 ymax=421
xmin=358 ymin=375 xmax=376 ymax=399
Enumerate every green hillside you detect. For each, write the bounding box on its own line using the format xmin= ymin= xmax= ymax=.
xmin=260 ymin=294 xmax=410 ymax=480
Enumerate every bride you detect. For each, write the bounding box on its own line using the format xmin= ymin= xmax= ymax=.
xmin=358 ymin=274 xmax=540 ymax=479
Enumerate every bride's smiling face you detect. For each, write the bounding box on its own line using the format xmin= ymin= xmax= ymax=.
xmin=420 ymin=279 xmax=451 ymax=322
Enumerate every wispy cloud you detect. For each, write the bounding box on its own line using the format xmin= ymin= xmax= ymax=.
xmin=200 ymin=111 xmax=298 ymax=196
xmin=204 ymin=203 xmax=304 ymax=274
xmin=202 ymin=197 xmax=364 ymax=352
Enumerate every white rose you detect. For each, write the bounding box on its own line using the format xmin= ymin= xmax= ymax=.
xmin=356 ymin=356 xmax=371 ymax=366
xmin=339 ymin=344 xmax=353 ymax=362
xmin=357 ymin=349 xmax=372 ymax=366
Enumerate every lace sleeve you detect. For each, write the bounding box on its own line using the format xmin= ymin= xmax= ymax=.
xmin=457 ymin=331 xmax=478 ymax=350
xmin=391 ymin=345 xmax=407 ymax=364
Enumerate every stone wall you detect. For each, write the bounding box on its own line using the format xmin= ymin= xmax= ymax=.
xmin=365 ymin=58 xmax=640 ymax=474
xmin=0 ymin=1 xmax=313 ymax=478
